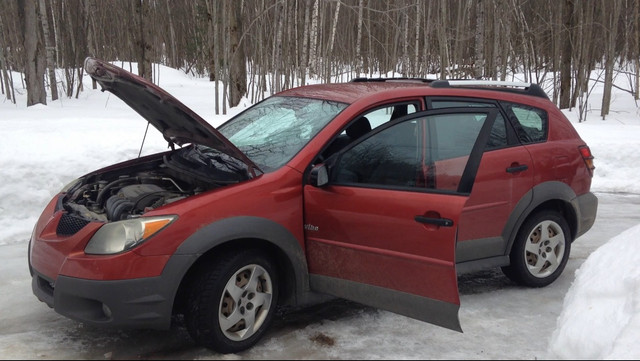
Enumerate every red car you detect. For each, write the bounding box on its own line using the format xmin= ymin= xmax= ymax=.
xmin=29 ymin=58 xmax=597 ymax=353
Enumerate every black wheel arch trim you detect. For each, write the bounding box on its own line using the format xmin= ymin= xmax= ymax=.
xmin=502 ymin=181 xmax=592 ymax=256
xmin=169 ymin=216 xmax=313 ymax=307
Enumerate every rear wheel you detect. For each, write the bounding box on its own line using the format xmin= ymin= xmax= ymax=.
xmin=185 ymin=249 xmax=279 ymax=354
xmin=502 ymin=210 xmax=571 ymax=287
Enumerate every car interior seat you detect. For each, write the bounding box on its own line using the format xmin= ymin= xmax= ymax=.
xmin=323 ymin=116 xmax=372 ymax=158
xmin=345 ymin=116 xmax=372 ymax=140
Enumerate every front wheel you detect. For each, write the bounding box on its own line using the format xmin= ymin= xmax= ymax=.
xmin=502 ymin=210 xmax=572 ymax=287
xmin=185 ymin=249 xmax=279 ymax=354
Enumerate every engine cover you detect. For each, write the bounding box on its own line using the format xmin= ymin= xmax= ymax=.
xmin=105 ymin=184 xmax=165 ymax=220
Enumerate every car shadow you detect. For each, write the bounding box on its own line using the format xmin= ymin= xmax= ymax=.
xmin=457 ymin=268 xmax=517 ymax=295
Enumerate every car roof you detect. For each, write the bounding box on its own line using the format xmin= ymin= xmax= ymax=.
xmin=275 ymin=79 xmax=550 ymax=105
xmin=276 ymin=81 xmax=429 ymax=104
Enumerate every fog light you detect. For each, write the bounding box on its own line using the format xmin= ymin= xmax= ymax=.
xmin=102 ymin=303 xmax=112 ymax=319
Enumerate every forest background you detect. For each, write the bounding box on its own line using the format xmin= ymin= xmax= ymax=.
xmin=0 ymin=0 xmax=639 ymax=121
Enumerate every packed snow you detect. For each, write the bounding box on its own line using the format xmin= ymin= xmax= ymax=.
xmin=0 ymin=63 xmax=639 ymax=359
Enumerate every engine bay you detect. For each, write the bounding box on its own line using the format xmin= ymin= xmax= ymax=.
xmin=61 ymin=145 xmax=251 ymax=222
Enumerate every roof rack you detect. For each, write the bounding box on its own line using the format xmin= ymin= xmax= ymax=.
xmin=429 ymin=80 xmax=548 ymax=99
xmin=350 ymin=77 xmax=434 ymax=83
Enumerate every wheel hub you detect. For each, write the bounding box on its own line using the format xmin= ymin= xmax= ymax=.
xmin=219 ymin=264 xmax=272 ymax=341
xmin=524 ymin=220 xmax=565 ymax=278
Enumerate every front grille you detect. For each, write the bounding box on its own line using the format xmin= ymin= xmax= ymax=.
xmin=56 ymin=213 xmax=90 ymax=236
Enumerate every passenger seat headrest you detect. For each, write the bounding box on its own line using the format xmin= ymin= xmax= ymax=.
xmin=346 ymin=117 xmax=372 ymax=139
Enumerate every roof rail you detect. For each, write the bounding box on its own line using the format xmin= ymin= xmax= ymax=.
xmin=430 ymin=80 xmax=548 ymax=99
xmin=350 ymin=77 xmax=434 ymax=83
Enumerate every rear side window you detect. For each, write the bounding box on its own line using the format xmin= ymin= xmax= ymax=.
xmin=429 ymin=99 xmax=507 ymax=149
xmin=501 ymin=101 xmax=547 ymax=143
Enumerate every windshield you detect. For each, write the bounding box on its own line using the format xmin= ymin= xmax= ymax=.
xmin=218 ymin=96 xmax=347 ymax=172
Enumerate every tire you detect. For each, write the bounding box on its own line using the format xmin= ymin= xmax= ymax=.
xmin=502 ymin=210 xmax=572 ymax=288
xmin=185 ymin=248 xmax=279 ymax=354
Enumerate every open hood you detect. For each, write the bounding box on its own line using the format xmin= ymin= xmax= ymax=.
xmin=84 ymin=57 xmax=260 ymax=176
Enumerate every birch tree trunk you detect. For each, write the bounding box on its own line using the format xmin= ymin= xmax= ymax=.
xmin=272 ymin=0 xmax=284 ymax=92
xmin=474 ymin=0 xmax=484 ymax=79
xmin=222 ymin=0 xmax=228 ymax=115
xmin=438 ymin=0 xmax=450 ymax=79
xmin=301 ymin=0 xmax=312 ymax=84
xmin=213 ymin=0 xmax=220 ymax=114
xmin=308 ymin=0 xmax=319 ymax=76
xmin=414 ymin=1 xmax=421 ymax=76
xmin=327 ymin=0 xmax=340 ymax=60
xmin=325 ymin=0 xmax=340 ymax=80
xmin=355 ymin=0 xmax=364 ymax=75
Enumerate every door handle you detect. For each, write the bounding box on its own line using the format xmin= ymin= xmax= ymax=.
xmin=506 ymin=164 xmax=528 ymax=173
xmin=414 ymin=215 xmax=454 ymax=227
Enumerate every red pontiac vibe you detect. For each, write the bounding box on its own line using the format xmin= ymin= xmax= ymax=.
xmin=29 ymin=57 xmax=598 ymax=353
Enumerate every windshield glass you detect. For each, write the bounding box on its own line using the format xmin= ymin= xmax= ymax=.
xmin=218 ymin=96 xmax=347 ymax=172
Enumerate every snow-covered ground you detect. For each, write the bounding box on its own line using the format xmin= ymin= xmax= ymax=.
xmin=0 ymin=63 xmax=639 ymax=359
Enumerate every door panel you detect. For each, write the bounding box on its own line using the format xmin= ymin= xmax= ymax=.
xmin=304 ymin=187 xmax=466 ymax=302
xmin=303 ymin=109 xmax=497 ymax=332
xmin=425 ymin=97 xmax=535 ymax=261
xmin=457 ymin=147 xmax=533 ymax=245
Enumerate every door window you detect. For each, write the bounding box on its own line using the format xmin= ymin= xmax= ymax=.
xmin=333 ymin=110 xmax=496 ymax=193
xmin=335 ymin=119 xmax=421 ymax=187
xmin=322 ymin=102 xmax=419 ymax=159
xmin=429 ymin=99 xmax=507 ymax=149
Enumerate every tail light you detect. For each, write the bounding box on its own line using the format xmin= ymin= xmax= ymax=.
xmin=578 ymin=145 xmax=595 ymax=175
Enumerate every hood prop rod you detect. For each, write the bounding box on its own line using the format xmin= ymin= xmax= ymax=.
xmin=138 ymin=122 xmax=150 ymax=158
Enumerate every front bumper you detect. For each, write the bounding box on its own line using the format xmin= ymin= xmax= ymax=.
xmin=31 ymin=253 xmax=196 ymax=329
xmin=29 ymin=194 xmax=196 ymax=329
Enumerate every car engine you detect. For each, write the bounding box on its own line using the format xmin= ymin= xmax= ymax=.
xmin=61 ymin=145 xmax=251 ymax=223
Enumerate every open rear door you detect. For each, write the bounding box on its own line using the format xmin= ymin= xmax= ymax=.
xmin=303 ymin=108 xmax=498 ymax=331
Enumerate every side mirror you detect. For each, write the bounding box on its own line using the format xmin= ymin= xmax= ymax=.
xmin=309 ymin=163 xmax=329 ymax=187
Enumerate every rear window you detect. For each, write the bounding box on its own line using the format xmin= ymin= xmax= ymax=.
xmin=501 ymin=101 xmax=547 ymax=143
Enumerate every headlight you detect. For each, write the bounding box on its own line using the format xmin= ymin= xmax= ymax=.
xmin=85 ymin=215 xmax=177 ymax=255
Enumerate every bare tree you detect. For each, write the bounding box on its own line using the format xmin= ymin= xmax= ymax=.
xmin=635 ymin=0 xmax=640 ymax=100
xmin=601 ymin=0 xmax=622 ymax=119
xmin=228 ymin=0 xmax=246 ymax=107
xmin=559 ymin=0 xmax=574 ymax=109
xmin=437 ymin=0 xmax=450 ymax=79
xmin=134 ymin=0 xmax=152 ymax=81
xmin=0 ymin=0 xmax=637 ymax=113
xmin=308 ymin=0 xmax=319 ymax=75
xmin=37 ymin=0 xmax=57 ymax=100
xmin=21 ymin=0 xmax=47 ymax=106
xmin=474 ymin=0 xmax=484 ymax=79
xmin=0 ymin=13 xmax=15 ymax=103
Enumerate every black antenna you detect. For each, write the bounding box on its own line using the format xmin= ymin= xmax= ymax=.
xmin=138 ymin=122 xmax=150 ymax=158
